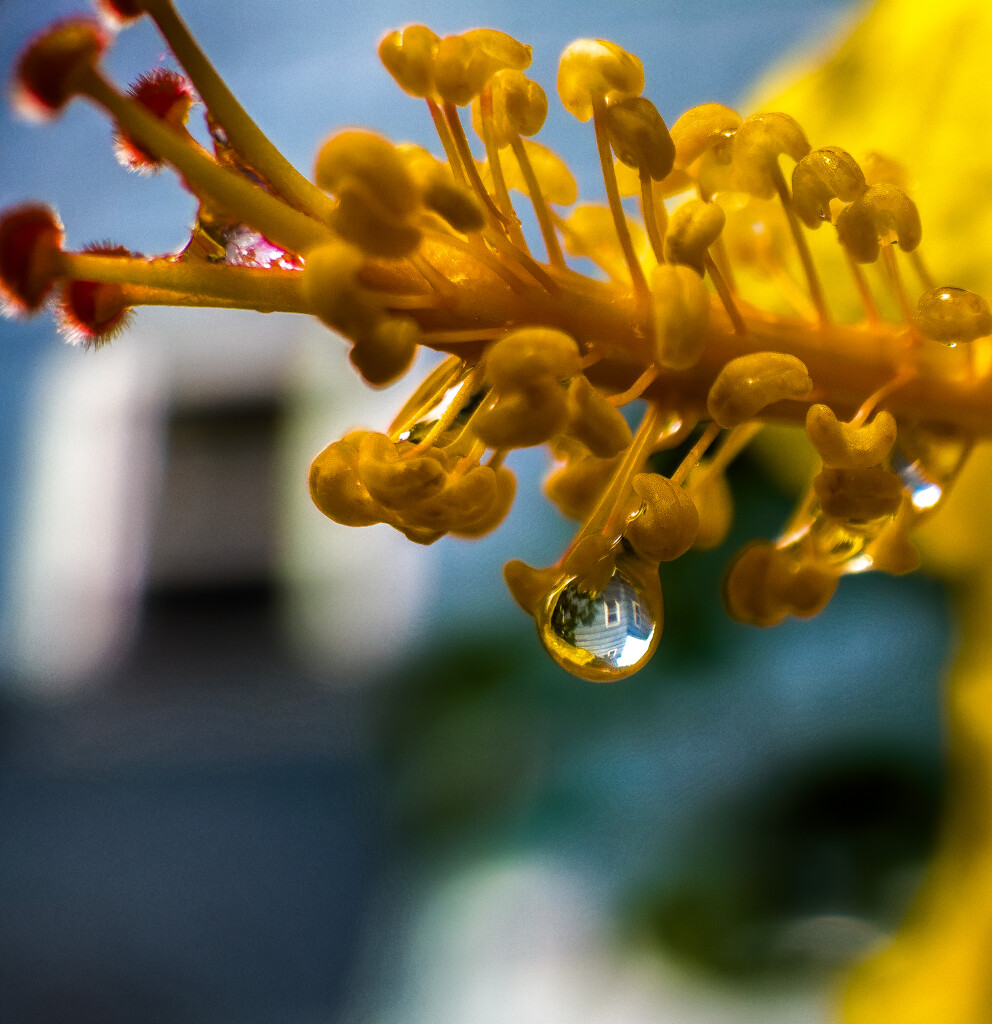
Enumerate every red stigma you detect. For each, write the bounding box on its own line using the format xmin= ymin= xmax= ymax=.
xmin=94 ymin=0 xmax=147 ymax=29
xmin=56 ymin=244 xmax=133 ymax=347
xmin=116 ymin=68 xmax=196 ymax=171
xmin=0 ymin=204 xmax=64 ymax=314
xmin=13 ymin=18 xmax=108 ymax=119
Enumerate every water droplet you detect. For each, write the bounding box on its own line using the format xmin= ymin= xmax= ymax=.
xmin=890 ymin=423 xmax=972 ymax=516
xmin=536 ymin=556 xmax=661 ymax=681
xmin=221 ymin=224 xmax=304 ymax=270
xmin=390 ymin=357 xmax=487 ymax=447
xmin=779 ymin=501 xmax=883 ymax=575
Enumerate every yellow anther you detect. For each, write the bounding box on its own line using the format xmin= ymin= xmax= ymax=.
xmin=669 ymin=102 xmax=742 ymax=169
xmin=309 ymin=432 xmax=383 ymax=527
xmin=835 ymin=183 xmax=922 ymax=263
xmin=349 ymin=316 xmax=419 ymax=387
xmin=707 ymin=352 xmax=812 ymax=429
xmin=913 ymin=286 xmax=992 ymax=345
xmin=498 ymin=69 xmax=547 ymax=136
xmin=314 ymin=130 xmax=419 ymax=219
xmin=556 ymin=38 xmax=644 ymax=122
xmin=333 ymin=192 xmax=421 ymax=257
xmin=791 ymin=147 xmax=867 ymax=229
xmin=775 ymin=560 xmax=839 ymax=619
xmin=473 ymin=379 xmax=568 ymax=449
xmin=805 ymin=404 xmax=897 ymax=469
xmin=723 ymin=542 xmax=786 ymax=627
xmin=434 ymin=30 xmax=531 ymax=106
xmin=685 ymin=462 xmax=733 ymax=550
xmin=378 ymin=25 xmax=440 ymax=98
xmin=455 ymin=466 xmax=516 ymax=537
xmin=626 ymin=472 xmax=699 ymax=562
xmin=473 ymin=69 xmax=547 ymax=147
xmin=663 ymin=198 xmax=726 ymax=275
xmin=495 ymin=139 xmax=578 ymax=205
xmin=357 ymin=432 xmax=450 ymax=508
xmin=731 ymin=112 xmax=810 ymax=199
xmin=603 ymin=95 xmax=675 ymax=182
xmin=397 ymin=144 xmax=485 ymax=232
xmin=462 ymin=29 xmax=532 ymax=72
xmin=423 ymin=175 xmax=486 ymax=233
xmin=485 ymin=327 xmax=581 ymax=391
xmin=314 ymin=130 xmax=422 ymax=256
xmin=302 ymin=242 xmax=379 ymax=338
xmin=562 ymin=533 xmax=616 ymax=594
xmin=403 ymin=463 xmax=499 ymax=534
xmin=651 ymin=263 xmax=710 ymax=371
xmin=813 ymin=465 xmax=904 ymax=521
xmin=545 ymin=453 xmax=620 ymax=520
xmin=564 ymin=375 xmax=633 ymax=458
xmin=503 ymin=560 xmax=562 ymax=614
xmin=724 ymin=541 xmax=837 ymax=627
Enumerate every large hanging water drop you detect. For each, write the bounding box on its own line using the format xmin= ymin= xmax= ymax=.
xmin=535 ymin=556 xmax=662 ymax=682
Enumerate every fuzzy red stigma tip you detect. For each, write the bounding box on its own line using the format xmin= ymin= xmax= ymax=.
xmin=0 ymin=205 xmax=64 ymax=314
xmin=56 ymin=244 xmax=134 ymax=347
xmin=94 ymin=0 xmax=147 ymax=29
xmin=115 ymin=68 xmax=196 ymax=170
xmin=14 ymin=18 xmax=109 ymax=118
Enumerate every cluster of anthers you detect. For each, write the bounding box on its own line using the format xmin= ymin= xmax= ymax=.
xmin=4 ymin=0 xmax=992 ymax=681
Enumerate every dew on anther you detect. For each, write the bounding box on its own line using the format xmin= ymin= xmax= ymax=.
xmin=390 ymin=358 xmax=487 ymax=446
xmin=779 ymin=500 xmax=882 ymax=575
xmin=536 ymin=562 xmax=661 ymax=682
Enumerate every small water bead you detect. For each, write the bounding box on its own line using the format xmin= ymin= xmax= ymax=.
xmin=536 ymin=554 xmax=662 ymax=682
xmin=889 ymin=423 xmax=972 ymax=515
xmin=778 ymin=500 xmax=881 ymax=575
xmin=222 ymin=224 xmax=304 ymax=270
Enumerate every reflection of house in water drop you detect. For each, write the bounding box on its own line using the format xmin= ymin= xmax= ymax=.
xmin=554 ymin=573 xmax=654 ymax=670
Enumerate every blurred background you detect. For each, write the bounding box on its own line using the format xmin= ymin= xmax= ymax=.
xmin=0 ymin=1 xmax=954 ymax=1022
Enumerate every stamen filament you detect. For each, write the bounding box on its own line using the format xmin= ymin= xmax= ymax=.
xmin=509 ymin=135 xmax=566 ymax=269
xmin=882 ymin=245 xmax=915 ymax=324
xmin=419 ymin=327 xmax=511 ymax=343
xmin=426 ymin=98 xmax=468 ymax=185
xmin=424 ymin=228 xmax=527 ymax=292
xmin=409 ymin=251 xmax=457 ymax=296
xmin=569 ymin=401 xmax=670 ymax=552
xmin=608 ymin=364 xmax=658 ymax=406
xmin=478 ymin=88 xmax=529 ymax=250
xmin=639 ymin=173 xmax=667 ymax=266
xmin=670 ymin=420 xmax=721 ymax=486
xmin=141 ymin=0 xmax=334 ymax=221
xmin=442 ymin=101 xmax=509 ymax=227
xmin=910 ymin=249 xmax=935 ymax=291
xmin=771 ymin=163 xmax=830 ymax=325
xmin=850 ymin=367 xmax=916 ymax=427
xmin=60 ymin=251 xmax=308 ymax=311
xmin=693 ymin=421 xmax=762 ymax=485
xmin=845 ymin=250 xmax=881 ymax=324
xmin=590 ymin=95 xmax=649 ymax=300
xmin=703 ymin=252 xmax=746 ymax=335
